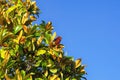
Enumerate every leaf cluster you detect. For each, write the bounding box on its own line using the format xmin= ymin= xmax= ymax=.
xmin=0 ymin=0 xmax=86 ymax=80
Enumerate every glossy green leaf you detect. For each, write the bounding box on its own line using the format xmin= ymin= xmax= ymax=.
xmin=15 ymin=45 xmax=19 ymax=53
xmin=72 ymin=78 xmax=77 ymax=80
xmin=9 ymin=49 xmax=16 ymax=56
xmin=51 ymin=32 xmax=56 ymax=41
xmin=50 ymin=68 xmax=57 ymax=74
xmin=6 ymin=5 xmax=20 ymax=16
xmin=36 ymin=49 xmax=46 ymax=56
xmin=35 ymin=78 xmax=43 ymax=80
xmin=65 ymin=77 xmax=70 ymax=80
xmin=6 ymin=60 xmax=16 ymax=68
xmin=34 ymin=60 xmax=42 ymax=67
xmin=47 ymin=59 xmax=54 ymax=67
xmin=44 ymin=70 xmax=48 ymax=77
xmin=53 ymin=50 xmax=59 ymax=57
xmin=21 ymin=70 xmax=26 ymax=78
xmin=32 ymin=43 xmax=35 ymax=51
xmin=45 ymin=32 xmax=52 ymax=44
xmin=41 ymin=61 xmax=47 ymax=67
xmin=13 ymin=25 xmax=22 ymax=34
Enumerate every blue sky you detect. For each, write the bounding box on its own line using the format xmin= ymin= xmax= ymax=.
xmin=36 ymin=0 xmax=120 ymax=80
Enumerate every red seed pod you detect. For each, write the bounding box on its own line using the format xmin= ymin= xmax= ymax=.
xmin=53 ymin=36 xmax=62 ymax=45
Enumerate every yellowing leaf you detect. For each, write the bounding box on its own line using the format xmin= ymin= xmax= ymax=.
xmin=80 ymin=69 xmax=85 ymax=73
xmin=60 ymin=72 xmax=63 ymax=79
xmin=46 ymin=64 xmax=52 ymax=67
xmin=20 ymin=36 xmax=26 ymax=44
xmin=18 ymin=30 xmax=23 ymax=41
xmin=13 ymin=30 xmax=23 ymax=44
xmin=36 ymin=49 xmax=46 ymax=56
xmin=22 ymin=12 xmax=29 ymax=24
xmin=6 ymin=17 xmax=11 ymax=24
xmin=6 ymin=4 xmax=20 ymax=16
xmin=5 ymin=74 xmax=11 ymax=80
xmin=48 ymin=49 xmax=53 ymax=55
xmin=80 ymin=65 xmax=86 ymax=74
xmin=31 ymin=1 xmax=36 ymax=6
xmin=75 ymin=59 xmax=81 ymax=68
xmin=22 ymin=25 xmax=28 ymax=33
xmin=37 ymin=36 xmax=44 ymax=45
xmin=44 ymin=70 xmax=48 ymax=77
xmin=2 ymin=51 xmax=10 ymax=67
xmin=16 ymin=69 xmax=22 ymax=80
xmin=30 ymin=16 xmax=36 ymax=21
xmin=49 ymin=75 xmax=58 ymax=80
xmin=0 ymin=49 xmax=6 ymax=59
xmin=29 ymin=76 xmax=32 ymax=80
xmin=50 ymin=68 xmax=57 ymax=73
xmin=45 ymin=21 xmax=52 ymax=30
xmin=56 ymin=77 xmax=60 ymax=80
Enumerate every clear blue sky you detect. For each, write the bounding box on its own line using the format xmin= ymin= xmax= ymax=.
xmin=36 ymin=0 xmax=120 ymax=80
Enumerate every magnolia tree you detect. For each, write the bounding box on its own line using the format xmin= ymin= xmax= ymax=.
xmin=0 ymin=0 xmax=86 ymax=80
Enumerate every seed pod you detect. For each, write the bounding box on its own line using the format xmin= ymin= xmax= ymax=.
xmin=53 ymin=36 xmax=62 ymax=46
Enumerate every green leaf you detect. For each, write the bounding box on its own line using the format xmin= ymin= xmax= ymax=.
xmin=23 ymin=73 xmax=33 ymax=80
xmin=35 ymin=78 xmax=43 ymax=80
xmin=24 ymin=40 xmax=31 ymax=48
xmin=50 ymin=68 xmax=57 ymax=74
xmin=32 ymin=43 xmax=35 ymax=51
xmin=60 ymin=72 xmax=63 ymax=80
xmin=46 ymin=59 xmax=54 ymax=67
xmin=41 ymin=61 xmax=47 ymax=67
xmin=13 ymin=25 xmax=22 ymax=34
xmin=36 ymin=49 xmax=46 ymax=56
xmin=21 ymin=70 xmax=26 ymax=78
xmin=44 ymin=70 xmax=48 ymax=77
xmin=34 ymin=60 xmax=42 ymax=67
xmin=72 ymin=78 xmax=77 ymax=80
xmin=15 ymin=45 xmax=19 ymax=53
xmin=6 ymin=4 xmax=20 ymax=16
xmin=0 ymin=71 xmax=4 ymax=79
xmin=45 ymin=32 xmax=52 ymax=44
xmin=9 ymin=49 xmax=16 ymax=56
xmin=65 ymin=77 xmax=70 ymax=80
xmin=53 ymin=50 xmax=59 ymax=57
xmin=51 ymin=32 xmax=56 ymax=41
xmin=35 ymin=32 xmax=41 ymax=37
xmin=6 ymin=60 xmax=16 ymax=68
xmin=0 ymin=28 xmax=13 ymax=44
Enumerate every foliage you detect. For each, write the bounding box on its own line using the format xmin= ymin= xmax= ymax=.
xmin=0 ymin=0 xmax=86 ymax=80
